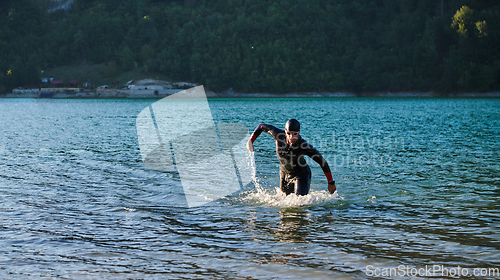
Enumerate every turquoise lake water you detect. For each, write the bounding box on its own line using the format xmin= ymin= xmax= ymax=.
xmin=0 ymin=97 xmax=499 ymax=279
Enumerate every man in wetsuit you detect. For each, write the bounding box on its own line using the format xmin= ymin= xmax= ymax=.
xmin=246 ymin=119 xmax=336 ymax=196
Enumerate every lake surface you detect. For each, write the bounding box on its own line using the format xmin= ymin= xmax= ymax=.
xmin=0 ymin=97 xmax=499 ymax=279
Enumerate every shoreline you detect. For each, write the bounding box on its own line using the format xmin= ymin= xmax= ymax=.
xmin=1 ymin=90 xmax=499 ymax=99
xmin=209 ymin=91 xmax=500 ymax=98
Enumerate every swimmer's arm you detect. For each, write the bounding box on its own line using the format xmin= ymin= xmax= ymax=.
xmin=246 ymin=139 xmax=255 ymax=152
xmin=308 ymin=148 xmax=336 ymax=194
xmin=247 ymin=124 xmax=280 ymax=152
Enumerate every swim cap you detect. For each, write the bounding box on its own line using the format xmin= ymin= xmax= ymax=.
xmin=285 ymin=119 xmax=300 ymax=131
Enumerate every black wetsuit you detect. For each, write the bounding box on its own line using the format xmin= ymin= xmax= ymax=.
xmin=250 ymin=124 xmax=333 ymax=195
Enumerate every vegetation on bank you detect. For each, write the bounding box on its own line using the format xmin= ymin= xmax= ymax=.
xmin=42 ymin=62 xmax=174 ymax=89
xmin=1 ymin=0 xmax=499 ymax=93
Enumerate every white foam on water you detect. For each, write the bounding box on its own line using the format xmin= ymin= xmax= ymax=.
xmin=240 ymin=150 xmax=343 ymax=207
xmin=242 ymin=186 xmax=342 ymax=208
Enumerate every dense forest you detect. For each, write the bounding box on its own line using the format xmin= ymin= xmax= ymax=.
xmin=0 ymin=0 xmax=499 ymax=93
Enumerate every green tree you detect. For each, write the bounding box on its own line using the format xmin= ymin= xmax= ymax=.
xmin=452 ymin=6 xmax=475 ymax=37
xmin=2 ymin=0 xmax=499 ymax=93
xmin=119 ymin=46 xmax=136 ymax=70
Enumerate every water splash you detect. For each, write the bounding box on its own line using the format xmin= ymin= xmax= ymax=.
xmin=242 ymin=187 xmax=342 ymax=208
xmin=244 ymin=151 xmax=342 ymax=207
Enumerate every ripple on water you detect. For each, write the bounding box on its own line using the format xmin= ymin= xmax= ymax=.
xmin=0 ymin=98 xmax=499 ymax=279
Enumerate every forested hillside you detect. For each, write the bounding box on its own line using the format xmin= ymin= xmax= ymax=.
xmin=1 ymin=0 xmax=499 ymax=93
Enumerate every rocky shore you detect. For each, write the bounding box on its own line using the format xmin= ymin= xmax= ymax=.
xmin=3 ymin=90 xmax=499 ymax=99
xmin=2 ymin=78 xmax=499 ymax=99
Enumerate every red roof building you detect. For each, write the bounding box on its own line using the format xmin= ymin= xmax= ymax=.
xmin=51 ymin=80 xmax=64 ymax=87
